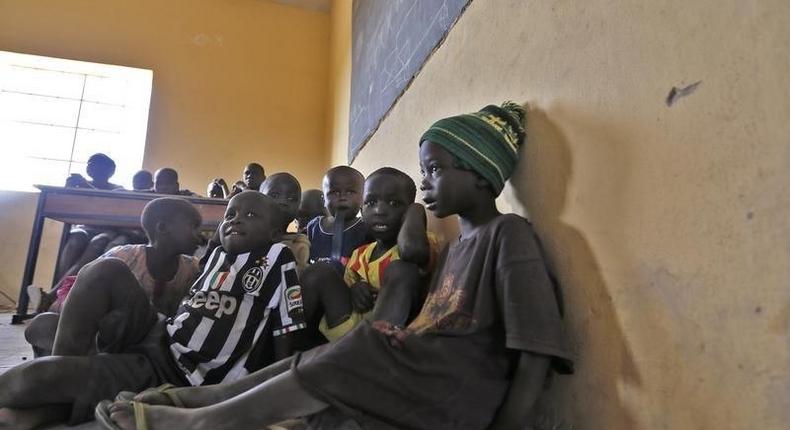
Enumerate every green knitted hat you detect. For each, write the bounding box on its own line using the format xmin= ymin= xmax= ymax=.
xmin=420 ymin=101 xmax=526 ymax=195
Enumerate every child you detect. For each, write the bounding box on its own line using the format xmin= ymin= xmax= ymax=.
xmin=132 ymin=170 xmax=154 ymax=192
xmin=65 ymin=153 xmax=124 ymax=191
xmin=25 ymin=198 xmax=203 ymax=356
xmin=98 ymin=102 xmax=573 ymax=430
xmin=242 ymin=162 xmax=266 ymax=192
xmin=154 ymin=168 xmax=198 ymax=196
xmin=226 ymin=163 xmax=267 ymax=198
xmin=0 ymin=192 xmax=305 ymax=429
xmin=206 ymin=178 xmax=225 ymax=198
xmin=259 ymin=172 xmax=310 ymax=274
xmin=297 ymin=189 xmax=327 ymax=233
xmin=55 ymin=153 xmax=124 ymax=283
xmin=306 ymin=167 xmax=436 ymax=342
xmin=306 ymin=166 xmax=369 ymax=270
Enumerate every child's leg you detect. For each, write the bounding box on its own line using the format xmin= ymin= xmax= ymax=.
xmin=104 ymin=234 xmax=130 ymax=253
xmin=0 ymin=356 xmax=95 ymax=410
xmin=0 ymin=351 xmax=161 ymax=428
xmin=134 ymin=356 xmax=293 ymax=408
xmin=55 ymin=231 xmax=89 ymax=282
xmin=300 ymin=263 xmax=352 ymax=328
xmin=59 ymin=231 xmax=118 ymax=281
xmin=110 ymin=369 xmax=327 ymax=430
xmin=0 ymin=404 xmax=70 ymax=430
xmin=53 ymin=257 xmax=151 ymax=356
xmin=371 ymin=260 xmax=422 ymax=326
xmin=24 ymin=312 xmax=59 ymax=357
xmin=0 ymin=358 xmax=74 ymax=429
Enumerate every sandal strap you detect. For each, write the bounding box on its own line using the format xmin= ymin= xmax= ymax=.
xmin=133 ymin=401 xmax=148 ymax=430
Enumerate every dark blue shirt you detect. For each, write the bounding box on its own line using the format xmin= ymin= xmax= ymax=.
xmin=306 ymin=216 xmax=369 ymax=271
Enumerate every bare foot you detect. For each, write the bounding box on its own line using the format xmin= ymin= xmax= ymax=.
xmin=108 ymin=402 xmax=195 ymax=430
xmin=128 ymin=384 xmax=221 ymax=408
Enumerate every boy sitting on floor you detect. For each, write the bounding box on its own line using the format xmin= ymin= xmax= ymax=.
xmin=259 ymin=172 xmax=311 ymax=274
xmin=306 ymin=165 xmax=369 ymax=271
xmin=25 ymin=197 xmax=203 ymax=357
xmin=98 ymin=102 xmax=573 ymax=430
xmin=303 ymin=167 xmax=437 ymax=342
xmin=0 ymin=192 xmax=305 ymax=430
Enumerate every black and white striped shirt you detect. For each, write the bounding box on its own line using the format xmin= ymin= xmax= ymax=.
xmin=167 ymin=242 xmax=305 ymax=385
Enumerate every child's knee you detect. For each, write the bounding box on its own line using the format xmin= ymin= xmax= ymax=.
xmin=72 ymin=258 xmax=136 ymax=297
xmin=24 ymin=313 xmax=59 ymax=344
xmin=301 ymin=263 xmax=332 ymax=289
xmin=84 ymin=233 xmax=116 ymax=255
xmin=79 ymin=258 xmax=130 ymax=280
xmin=66 ymin=231 xmax=90 ymax=246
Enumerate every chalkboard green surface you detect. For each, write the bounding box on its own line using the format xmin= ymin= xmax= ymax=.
xmin=349 ymin=0 xmax=471 ymax=162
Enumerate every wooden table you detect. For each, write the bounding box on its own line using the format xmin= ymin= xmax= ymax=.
xmin=11 ymin=185 xmax=228 ymax=324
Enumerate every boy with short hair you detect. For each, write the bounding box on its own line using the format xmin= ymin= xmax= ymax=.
xmin=305 ymin=167 xmax=436 ymax=342
xmin=259 ymin=172 xmax=310 ymax=273
xmin=99 ymin=102 xmax=572 ymax=430
xmin=297 ymin=189 xmax=327 ymax=233
xmin=306 ymin=166 xmax=369 ymax=270
xmin=221 ymin=163 xmax=266 ymax=199
xmin=65 ymin=153 xmax=124 ymax=191
xmin=154 ymin=168 xmax=198 ymax=196
xmin=0 ymin=192 xmax=305 ymax=429
xmin=132 ymin=170 xmax=154 ymax=192
xmin=243 ymin=162 xmax=266 ymax=191
xmin=25 ymin=198 xmax=203 ymax=356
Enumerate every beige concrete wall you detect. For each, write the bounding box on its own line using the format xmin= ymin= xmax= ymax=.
xmin=327 ymin=0 xmax=790 ymax=428
xmin=0 ymin=0 xmax=330 ymax=307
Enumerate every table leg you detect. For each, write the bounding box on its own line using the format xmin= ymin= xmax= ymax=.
xmin=12 ymin=192 xmax=46 ymax=325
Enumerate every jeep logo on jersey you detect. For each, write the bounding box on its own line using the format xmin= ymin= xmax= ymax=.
xmin=187 ymin=291 xmax=238 ymax=319
xmin=242 ymin=266 xmax=264 ymax=293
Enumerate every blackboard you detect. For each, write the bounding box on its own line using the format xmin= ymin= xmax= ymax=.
xmin=348 ymin=0 xmax=472 ymax=162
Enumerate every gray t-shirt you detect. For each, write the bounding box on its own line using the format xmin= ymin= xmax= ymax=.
xmin=294 ymin=214 xmax=572 ymax=430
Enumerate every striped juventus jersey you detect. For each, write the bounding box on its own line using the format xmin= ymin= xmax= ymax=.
xmin=166 ymin=243 xmax=305 ymax=386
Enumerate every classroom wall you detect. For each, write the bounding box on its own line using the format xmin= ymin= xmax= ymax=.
xmin=326 ymin=0 xmax=790 ymax=428
xmin=325 ymin=0 xmax=352 ymax=167
xmin=0 ymin=0 xmax=330 ymax=307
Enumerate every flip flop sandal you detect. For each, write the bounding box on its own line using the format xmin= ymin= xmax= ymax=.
xmin=94 ymin=400 xmax=122 ymax=430
xmin=95 ymin=400 xmax=149 ymax=430
xmin=115 ymin=383 xmax=185 ymax=407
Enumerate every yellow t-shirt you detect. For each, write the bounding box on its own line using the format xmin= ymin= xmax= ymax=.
xmin=320 ymin=233 xmax=438 ymax=341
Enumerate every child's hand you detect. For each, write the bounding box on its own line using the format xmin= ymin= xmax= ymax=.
xmin=65 ymin=174 xmax=90 ymax=188
xmin=350 ymin=281 xmax=377 ymax=312
xmin=229 ymin=181 xmax=247 ymax=196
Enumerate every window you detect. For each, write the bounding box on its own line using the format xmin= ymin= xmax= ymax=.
xmin=0 ymin=51 xmax=152 ymax=192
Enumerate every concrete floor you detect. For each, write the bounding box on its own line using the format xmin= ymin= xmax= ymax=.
xmin=0 ymin=312 xmax=32 ymax=375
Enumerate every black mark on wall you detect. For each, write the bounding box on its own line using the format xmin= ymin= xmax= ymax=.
xmin=666 ymin=81 xmax=702 ymax=107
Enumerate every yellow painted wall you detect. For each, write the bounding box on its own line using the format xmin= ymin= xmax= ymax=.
xmin=325 ymin=0 xmax=352 ymax=167
xmin=327 ymin=0 xmax=789 ymax=428
xmin=0 ymin=0 xmax=330 ymax=307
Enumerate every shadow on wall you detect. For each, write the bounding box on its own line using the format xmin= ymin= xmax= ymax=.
xmin=508 ymin=106 xmax=641 ymax=429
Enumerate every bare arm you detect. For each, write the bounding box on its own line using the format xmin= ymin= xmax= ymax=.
xmin=397 ymin=203 xmax=430 ymax=267
xmin=273 ymin=333 xmax=295 ymax=360
xmin=488 ymin=351 xmax=550 ymax=430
